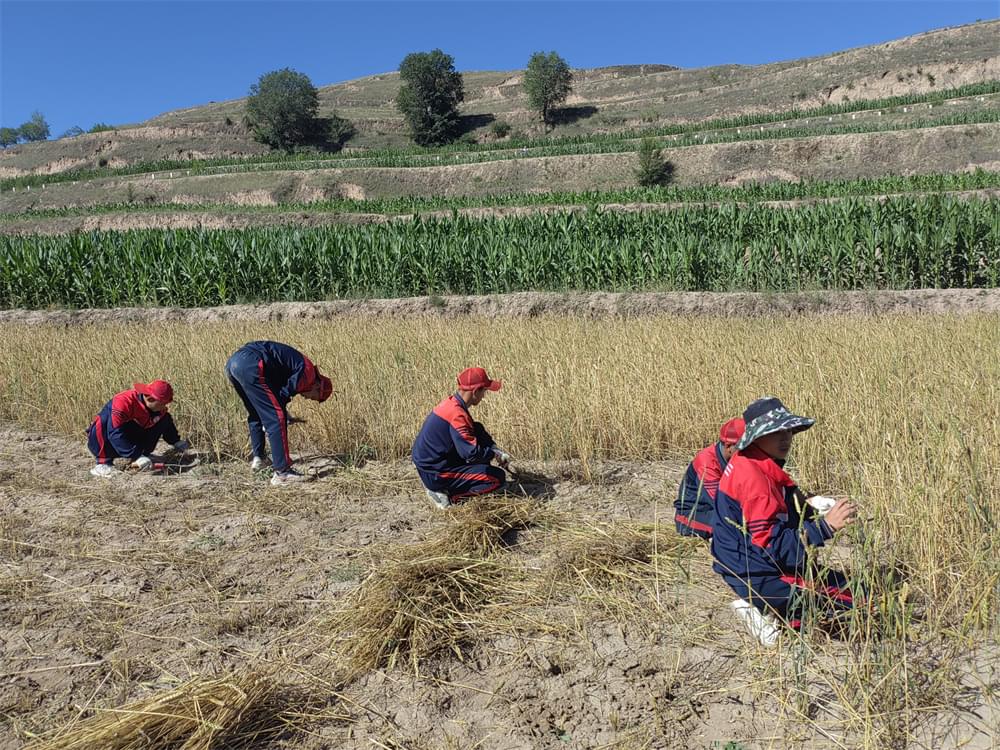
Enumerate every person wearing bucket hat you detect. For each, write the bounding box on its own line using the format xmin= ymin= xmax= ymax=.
xmin=411 ymin=367 xmax=510 ymax=509
xmin=87 ymin=379 xmax=191 ymax=477
xmin=225 ymin=341 xmax=334 ymax=486
xmin=710 ymin=397 xmax=858 ymax=645
xmin=674 ymin=417 xmax=744 ymax=539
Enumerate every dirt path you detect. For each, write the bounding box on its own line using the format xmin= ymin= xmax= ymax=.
xmin=2 ymin=188 xmax=997 ymax=235
xmin=2 ymin=288 xmax=999 ymax=326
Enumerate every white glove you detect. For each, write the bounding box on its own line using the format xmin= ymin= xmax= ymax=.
xmin=132 ymin=455 xmax=153 ymax=471
xmin=806 ymin=495 xmax=837 ymax=516
xmin=492 ymin=448 xmax=512 ymax=468
xmin=173 ymin=440 xmax=190 ymax=453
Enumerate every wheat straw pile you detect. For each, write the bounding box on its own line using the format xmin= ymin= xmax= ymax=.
xmin=329 ymin=497 xmax=548 ymax=675
xmin=25 ymin=671 xmax=297 ymax=750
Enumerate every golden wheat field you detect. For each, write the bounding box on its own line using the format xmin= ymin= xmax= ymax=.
xmin=0 ymin=313 xmax=997 ymax=749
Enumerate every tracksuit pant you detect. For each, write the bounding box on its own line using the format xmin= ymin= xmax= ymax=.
xmin=722 ymin=569 xmax=854 ymax=629
xmin=87 ymin=414 xmax=180 ymax=464
xmin=226 ymin=349 xmax=292 ymax=472
xmin=418 ymin=464 xmax=507 ymax=502
xmin=417 ymin=423 xmax=506 ymax=501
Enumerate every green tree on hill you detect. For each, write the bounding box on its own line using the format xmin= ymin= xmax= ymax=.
xmin=245 ymin=68 xmax=322 ymax=151
xmin=0 ymin=127 xmax=18 ymax=148
xmin=18 ymin=111 xmax=50 ymax=142
xmin=523 ymin=52 xmax=573 ymax=128
xmin=396 ymin=49 xmax=465 ymax=146
xmin=634 ymin=138 xmax=673 ymax=187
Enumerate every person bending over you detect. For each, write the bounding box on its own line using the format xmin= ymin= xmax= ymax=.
xmin=225 ymin=341 xmax=332 ymax=486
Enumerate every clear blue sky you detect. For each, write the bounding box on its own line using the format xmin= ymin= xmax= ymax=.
xmin=1 ymin=0 xmax=996 ymax=137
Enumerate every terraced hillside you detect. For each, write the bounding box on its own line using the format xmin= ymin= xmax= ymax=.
xmin=1 ymin=19 xmax=997 ymax=179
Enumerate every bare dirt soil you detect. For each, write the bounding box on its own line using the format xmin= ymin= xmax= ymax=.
xmin=5 ymin=124 xmax=998 ymax=213
xmin=1 ymin=427 xmax=996 ymax=750
xmin=2 ymin=288 xmax=999 ymax=327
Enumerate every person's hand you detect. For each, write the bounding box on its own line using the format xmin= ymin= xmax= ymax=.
xmin=173 ymin=440 xmax=190 ymax=453
xmin=132 ymin=455 xmax=153 ymax=472
xmin=824 ymin=500 xmax=857 ymax=532
xmin=493 ymin=448 xmax=512 ymax=468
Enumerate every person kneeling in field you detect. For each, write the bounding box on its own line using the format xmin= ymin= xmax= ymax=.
xmin=411 ymin=367 xmax=512 ymax=509
xmin=711 ymin=397 xmax=857 ymax=646
xmin=674 ymin=417 xmax=745 ymax=539
xmin=87 ymin=380 xmax=191 ymax=477
xmin=225 ymin=341 xmax=332 ymax=486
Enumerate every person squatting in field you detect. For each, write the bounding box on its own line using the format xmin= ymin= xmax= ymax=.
xmin=674 ymin=417 xmax=745 ymax=539
xmin=87 ymin=379 xmax=190 ymax=477
xmin=411 ymin=367 xmax=513 ymax=509
xmin=711 ymin=397 xmax=858 ymax=645
xmin=225 ymin=341 xmax=332 ymax=486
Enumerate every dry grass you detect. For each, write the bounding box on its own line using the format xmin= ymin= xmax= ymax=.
xmin=1 ymin=313 xmax=997 ymax=748
xmin=1 ymin=314 xmax=995 ymax=618
xmin=24 ymin=671 xmax=304 ymax=750
xmin=329 ymin=497 xmax=548 ymax=676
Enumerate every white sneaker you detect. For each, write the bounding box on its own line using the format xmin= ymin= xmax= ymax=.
xmin=250 ymin=456 xmax=269 ymax=471
xmin=425 ymin=488 xmax=452 ymax=509
xmin=90 ymin=463 xmax=120 ymax=478
xmin=270 ymin=470 xmax=313 ymax=486
xmin=730 ymin=598 xmax=781 ymax=647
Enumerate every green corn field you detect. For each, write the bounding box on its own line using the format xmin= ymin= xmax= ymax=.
xmin=6 ymin=169 xmax=997 ymax=221
xmin=2 ymin=196 xmax=997 ymax=308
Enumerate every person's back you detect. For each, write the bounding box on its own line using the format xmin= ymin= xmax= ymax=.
xmin=237 ymin=341 xmax=315 ymax=404
xmin=412 ymin=394 xmax=488 ymax=473
xmin=675 ymin=417 xmax=743 ymax=538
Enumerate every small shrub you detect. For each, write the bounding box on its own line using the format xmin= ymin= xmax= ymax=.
xmin=490 ymin=120 xmax=512 ymax=138
xmin=634 ymin=138 xmax=673 ymax=187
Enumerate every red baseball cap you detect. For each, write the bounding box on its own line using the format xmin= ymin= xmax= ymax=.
xmin=317 ymin=373 xmax=333 ymax=403
xmin=719 ymin=417 xmax=745 ymax=445
xmin=457 ymin=367 xmax=502 ymax=392
xmin=134 ymin=379 xmax=173 ymax=404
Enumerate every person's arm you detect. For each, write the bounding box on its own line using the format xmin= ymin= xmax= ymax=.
xmin=449 ymin=414 xmax=495 ymax=464
xmin=278 ymin=353 xmax=317 ymax=402
xmin=745 ymin=489 xmax=832 ymax=574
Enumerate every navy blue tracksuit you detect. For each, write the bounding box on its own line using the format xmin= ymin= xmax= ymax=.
xmin=225 ymin=341 xmax=318 ymax=472
xmin=411 ymin=394 xmax=506 ymax=501
xmin=87 ymin=389 xmax=179 ymax=463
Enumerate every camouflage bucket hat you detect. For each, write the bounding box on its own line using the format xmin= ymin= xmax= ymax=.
xmin=736 ymin=397 xmax=815 ymax=451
